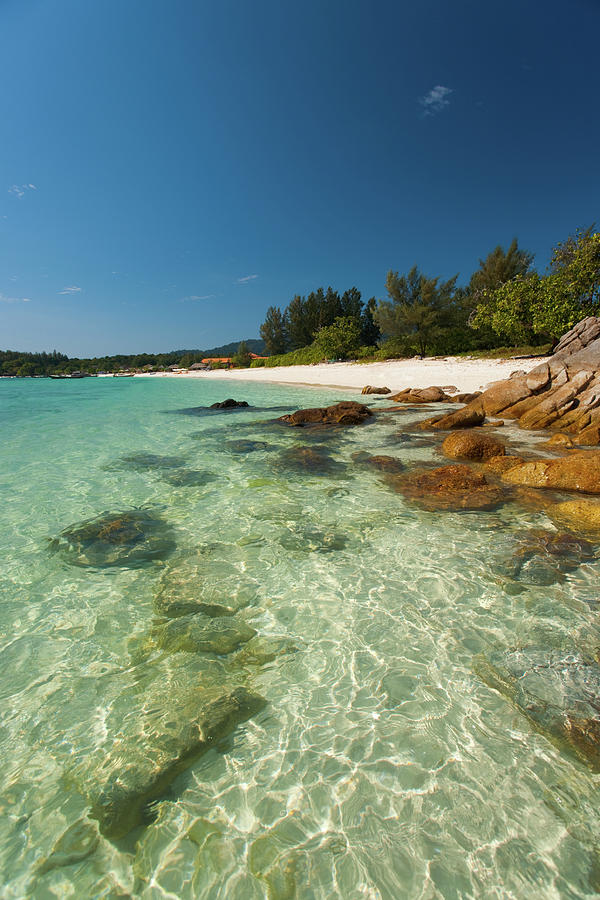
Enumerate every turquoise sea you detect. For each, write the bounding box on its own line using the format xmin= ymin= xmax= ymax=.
xmin=2 ymin=375 xmax=600 ymax=899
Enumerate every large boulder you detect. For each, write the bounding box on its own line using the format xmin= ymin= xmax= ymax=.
xmin=501 ymin=451 xmax=600 ymax=494
xmin=210 ymin=399 xmax=249 ymax=409
xmin=278 ymin=401 xmax=373 ymax=427
xmin=549 ymin=498 xmax=600 ymax=536
xmin=361 ymin=385 xmax=391 ymax=395
xmin=418 ymin=405 xmax=486 ymax=430
xmin=389 ymin=464 xmax=504 ymax=511
xmin=390 ymin=386 xmax=451 ymax=403
xmin=442 ymin=430 xmax=506 ymax=461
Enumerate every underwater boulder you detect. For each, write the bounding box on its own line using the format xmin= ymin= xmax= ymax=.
xmin=351 ymin=452 xmax=404 ymax=473
xmin=475 ymin=648 xmax=600 ymax=771
xmin=234 ymin=634 xmax=299 ymax=666
xmin=442 ymin=430 xmax=506 ymax=462
xmin=49 ymin=510 xmax=176 ymax=568
xmin=388 ymin=464 xmax=504 ymax=511
xmin=277 ymin=401 xmax=373 ymax=428
xmin=225 ymin=439 xmax=274 ymax=453
xmin=73 ymin=676 xmax=266 ymax=839
xmin=490 ymin=529 xmax=596 ymax=587
xmin=161 ymin=469 xmax=219 ymax=487
xmin=274 ymin=445 xmax=346 ymax=476
xmin=154 ymin=613 xmax=256 ymax=654
xmin=108 ymin=453 xmax=187 ymax=471
xmin=278 ymin=524 xmax=348 ymax=553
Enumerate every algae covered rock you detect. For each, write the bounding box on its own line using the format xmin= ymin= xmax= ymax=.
xmin=442 ymin=430 xmax=506 ymax=461
xmin=389 ymin=464 xmax=504 ymax=511
xmin=161 ymin=469 xmax=219 ymax=487
xmin=274 ymin=445 xmax=346 ymax=476
xmin=490 ymin=529 xmax=596 ymax=587
xmin=210 ymin=399 xmax=250 ymax=409
xmin=49 ymin=509 xmax=176 ymax=568
xmin=475 ymin=648 xmax=600 ymax=771
xmin=154 ymin=613 xmax=256 ymax=654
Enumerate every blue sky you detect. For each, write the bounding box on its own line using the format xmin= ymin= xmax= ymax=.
xmin=1 ymin=0 xmax=599 ymax=356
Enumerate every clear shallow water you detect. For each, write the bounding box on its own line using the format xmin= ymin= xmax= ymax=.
xmin=1 ymin=377 xmax=600 ymax=899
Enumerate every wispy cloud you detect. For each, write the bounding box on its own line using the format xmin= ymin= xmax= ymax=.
xmin=236 ymin=274 xmax=258 ymax=284
xmin=179 ymin=294 xmax=215 ymax=302
xmin=58 ymin=285 xmax=82 ymax=295
xmin=8 ymin=183 xmax=37 ymax=198
xmin=0 ymin=292 xmax=31 ymax=303
xmin=419 ymin=85 xmax=453 ymax=116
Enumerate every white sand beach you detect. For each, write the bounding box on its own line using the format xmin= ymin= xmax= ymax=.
xmin=140 ymin=355 xmax=549 ymax=394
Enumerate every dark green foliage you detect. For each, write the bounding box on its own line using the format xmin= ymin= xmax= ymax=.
xmin=260 ymin=306 xmax=288 ymax=355
xmin=0 ymin=340 xmax=265 ymax=377
xmin=232 ymin=341 xmax=252 ymax=367
xmin=261 ymin=285 xmax=376 ymax=354
xmin=314 ymin=316 xmax=362 ymax=359
xmin=375 ymin=266 xmax=458 ymax=356
xmin=471 ymin=227 xmax=600 ymax=342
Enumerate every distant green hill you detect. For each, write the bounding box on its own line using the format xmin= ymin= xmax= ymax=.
xmin=0 ymin=339 xmax=266 ymax=377
xmin=197 ymin=339 xmax=265 ymax=357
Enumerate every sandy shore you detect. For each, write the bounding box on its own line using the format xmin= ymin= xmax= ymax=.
xmin=138 ymin=355 xmax=549 ymax=394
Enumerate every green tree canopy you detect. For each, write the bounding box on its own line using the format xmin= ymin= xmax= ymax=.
xmin=232 ymin=341 xmax=252 ymax=367
xmin=260 ymin=306 xmax=288 ymax=355
xmin=471 ymin=228 xmax=600 ymax=342
xmin=375 ymin=266 xmax=458 ymax=356
xmin=314 ymin=316 xmax=362 ymax=360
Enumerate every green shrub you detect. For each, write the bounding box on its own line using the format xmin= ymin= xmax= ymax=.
xmin=263 ymin=344 xmax=325 ymax=367
xmin=250 ymin=358 xmax=266 ymax=367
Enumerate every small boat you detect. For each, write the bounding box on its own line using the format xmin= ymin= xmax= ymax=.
xmin=113 ymin=372 xmax=134 ymax=377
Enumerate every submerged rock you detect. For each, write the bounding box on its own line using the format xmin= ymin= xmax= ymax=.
xmin=490 ymin=529 xmax=596 ymax=587
xmin=225 ymin=439 xmax=274 ymax=453
xmin=442 ymin=430 xmax=506 ymax=462
xmin=475 ymin=648 xmax=600 ymax=771
xmin=108 ymin=453 xmax=187 ymax=471
xmin=72 ymin=673 xmax=266 ymax=839
xmin=49 ymin=510 xmax=176 ymax=568
xmin=234 ymin=634 xmax=299 ymax=666
xmin=351 ymin=451 xmax=404 ymax=473
xmin=277 ymin=401 xmax=373 ymax=428
xmin=388 ymin=464 xmax=504 ymax=511
xmin=154 ymin=613 xmax=256 ymax=654
xmin=152 ymin=613 xmax=256 ymax=656
xmin=274 ymin=445 xmax=346 ymax=476
xmin=161 ymin=469 xmax=219 ymax=487
xmin=278 ymin=524 xmax=348 ymax=553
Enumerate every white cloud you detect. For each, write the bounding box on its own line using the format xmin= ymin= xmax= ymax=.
xmin=419 ymin=85 xmax=453 ymax=116
xmin=236 ymin=274 xmax=258 ymax=284
xmin=0 ymin=292 xmax=31 ymax=303
xmin=179 ymin=294 xmax=215 ymax=302
xmin=58 ymin=285 xmax=82 ymax=295
xmin=8 ymin=183 xmax=37 ymax=198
